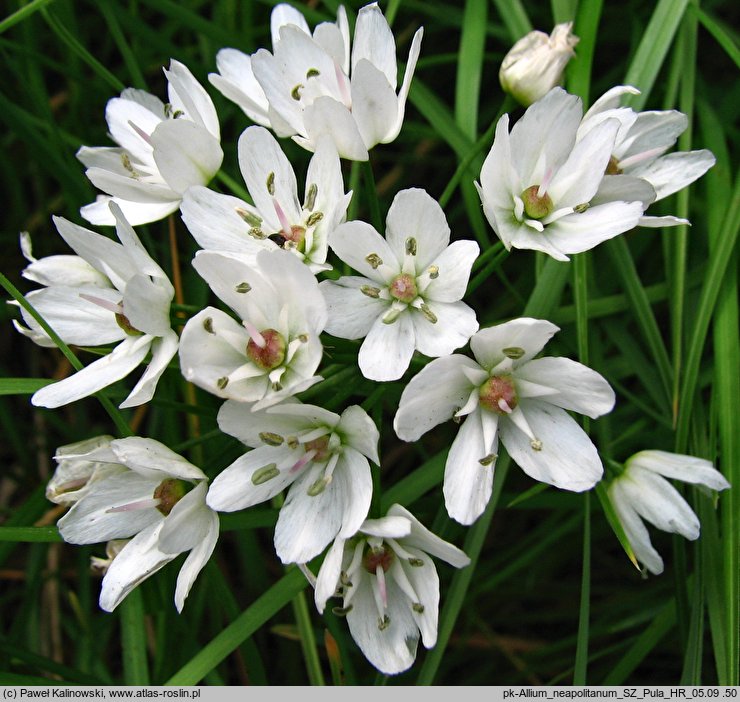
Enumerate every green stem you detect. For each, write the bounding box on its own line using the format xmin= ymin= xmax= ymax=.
xmin=292 ymin=590 xmax=325 ymax=686
xmin=362 ymin=159 xmax=383 ymax=232
xmin=120 ymin=589 xmax=150 ymax=685
xmin=573 ymin=492 xmax=592 ymax=684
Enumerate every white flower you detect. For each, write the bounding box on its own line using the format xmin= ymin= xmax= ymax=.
xmin=309 ymin=504 xmax=470 ymax=675
xmin=46 ymin=435 xmax=116 ymax=505
xmin=50 ymin=436 xmax=219 ymax=612
xmin=207 ymin=400 xmax=378 ymax=564
xmin=16 ymin=204 xmax=178 ymax=409
xmin=78 ymin=59 xmax=223 ymax=226
xmin=499 ymin=22 xmax=579 ymax=107
xmin=579 ymin=85 xmax=716 ymax=227
xmin=181 ymin=126 xmax=351 ymax=273
xmin=608 ymin=450 xmax=730 ymax=575
xmin=394 ymin=318 xmax=615 ymax=525
xmin=476 ymin=87 xmax=646 ymax=261
xmin=209 ymin=2 xmax=423 ymax=161
xmin=178 ymin=248 xmax=327 ymax=409
xmin=320 ymin=188 xmax=479 ymax=381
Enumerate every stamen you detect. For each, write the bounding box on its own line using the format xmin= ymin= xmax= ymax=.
xmin=127 ymin=120 xmax=153 ymax=146
xmin=291 ymin=84 xmax=304 ymax=100
xmin=266 ymin=172 xmax=275 ymax=196
xmin=217 ymin=376 xmax=229 ymax=389
xmin=405 ymin=237 xmax=417 ymax=255
xmin=304 ymin=183 xmax=318 ymax=211
xmin=375 ymin=564 xmax=388 ymax=608
xmin=235 ymin=207 xmax=262 ymax=227
xmin=251 ymin=464 xmax=280 ymax=485
xmin=306 ymin=68 xmax=320 ymax=78
xmin=203 ymin=317 xmax=215 ymax=334
xmin=478 ymin=453 xmax=497 ymax=466
xmin=235 ymin=282 xmax=251 ymax=293
xmin=106 ymin=498 xmax=160 ymax=513
xmin=428 ymin=265 xmax=439 ymax=279
xmin=79 ymin=293 xmax=122 ymax=315
xmin=382 ymin=307 xmax=402 ymax=324
xmin=361 ymin=285 xmax=381 ymax=298
xmin=366 ymin=253 xmax=383 ymax=269
xmin=618 ymin=146 xmax=667 ymax=171
xmin=306 ymin=212 xmax=323 ymax=227
xmin=503 ymin=346 xmax=524 ymax=360
xmin=259 ymin=432 xmax=284 ymax=446
xmin=420 ymin=303 xmax=437 ymax=324
xmin=292 ymin=449 xmax=318 ymax=475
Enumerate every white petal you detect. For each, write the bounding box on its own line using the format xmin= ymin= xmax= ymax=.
xmin=20 ymin=286 xmax=124 ymax=347
xmin=443 ymin=409 xmax=498 ymax=525
xmin=206 ymin=445 xmax=300 ymax=513
xmin=158 ymin=483 xmax=213 ymax=553
xmin=470 ymin=318 xmax=559 ymax=370
xmin=345 ymin=575 xmax=419 ymax=675
xmin=174 ymin=510 xmax=219 ymax=612
xmin=31 ymin=335 xmax=152 ymax=409
xmin=539 ymin=200 xmax=644 ymax=257
xmin=99 ymin=522 xmax=173 ymax=612
xmin=388 ymin=504 xmax=470 ymax=568
xmin=583 ymin=85 xmax=640 ymax=119
xmin=123 ymin=275 xmax=172 ymax=337
xmin=180 ymin=186 xmax=271 ymax=257
xmin=423 ymin=240 xmax=479 ymax=302
xmin=350 ymin=60 xmax=399 ymax=149
xmin=592 ymin=175 xmax=656 ymax=208
xmin=250 ymin=49 xmax=304 ymax=137
xmin=164 ymin=59 xmax=220 ymax=139
xmin=386 ymin=27 xmax=423 ymax=142
xmin=209 ymin=49 xmax=271 ymax=126
xmin=300 ymin=96 xmax=369 ymax=161
xmin=619 ymin=110 xmax=686 ymax=162
xmin=105 ymin=96 xmax=161 ymax=160
xmin=626 ymin=450 xmax=730 ymax=491
xmin=22 ymin=254 xmax=109 ymax=289
xmin=394 ymin=354 xmax=482 ymax=441
xmin=630 ymin=150 xmax=716 ymax=201
xmin=608 ymin=480 xmax=664 ymax=575
xmin=385 ymin=189 xmax=450 ymax=270
xmin=110 ymin=436 xmax=206 ymax=481
xmin=315 ymin=537 xmax=346 ymax=613
xmin=85 ymin=167 xmax=178 ymax=204
xmin=151 ymin=119 xmax=223 ymax=194
xmin=328 ymin=222 xmax=397 ymax=281
xmin=320 ymin=277 xmax=387 ymax=339
xmin=57 ymin=471 xmax=162 ymax=544
xmin=120 ymin=329 xmax=178 ymax=409
xmin=619 ymin=467 xmax=700 ymax=540
xmin=358 ymin=312 xmax=415 ymax=381
xmin=351 ymin=3 xmax=397 ymax=88
xmin=271 ymin=3 xmax=310 ymax=45
xmin=361 ymin=516 xmax=412 ymax=539
xmin=337 ymin=405 xmax=380 ymax=463
xmin=238 ymin=126 xmax=300 ymax=229
xmin=392 ymin=548 xmax=439 ymax=647
xmin=80 ymin=196 xmax=180 ymax=227
xmin=499 ymin=400 xmax=602 ymax=491
xmin=515 ymin=357 xmax=615 ymax=418
xmin=412 ymin=300 xmax=478 ymax=358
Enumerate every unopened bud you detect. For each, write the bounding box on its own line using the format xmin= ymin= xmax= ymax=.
xmin=499 ymin=22 xmax=579 ymax=106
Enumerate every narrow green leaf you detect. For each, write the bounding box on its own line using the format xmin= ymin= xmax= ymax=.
xmin=121 ymin=589 xmax=150 ymax=685
xmin=622 ymin=0 xmax=690 ymax=109
xmin=490 ymin=0 xmax=532 ymax=41
xmin=692 ymin=6 xmax=740 ymax=71
xmin=0 ymin=526 xmax=61 ymax=542
xmin=0 ymin=377 xmax=53 ymax=395
xmin=0 ymin=0 xmax=54 ymax=35
xmin=292 ymin=590 xmax=325 ymax=686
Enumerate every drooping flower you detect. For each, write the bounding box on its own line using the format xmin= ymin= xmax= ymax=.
xmin=48 ymin=436 xmax=219 ymax=612
xmin=579 ymin=85 xmax=716 ymax=227
xmin=209 ymin=2 xmax=423 ymax=161
xmin=208 ymin=400 xmax=378 ymax=564
xmin=16 ymin=204 xmax=178 ymax=409
xmin=309 ymin=504 xmax=470 ymax=675
xmin=394 ymin=318 xmax=615 ymax=525
xmin=607 ymin=450 xmax=730 ymax=575
xmin=181 ymin=126 xmax=351 ymax=273
xmin=78 ymin=59 xmax=223 ymax=226
xmin=499 ymin=22 xmax=579 ymax=107
xmin=320 ymin=188 xmax=479 ymax=381
xmin=476 ymin=87 xmax=646 ymax=260
xmin=178 ymin=248 xmax=327 ymax=409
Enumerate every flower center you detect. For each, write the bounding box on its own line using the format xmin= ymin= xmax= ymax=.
xmin=478 ymin=374 xmax=518 ymax=414
xmin=389 ymin=273 xmax=418 ymax=303
xmin=115 ymin=312 xmax=143 ymax=336
xmin=605 ymin=155 xmax=623 ymax=175
xmin=362 ymin=544 xmax=394 ymax=573
xmin=246 ymin=329 xmax=287 ymax=370
xmin=304 ymin=436 xmax=331 ymax=462
xmin=153 ymin=479 xmax=187 ymax=516
xmin=520 ymin=185 xmax=554 ymax=220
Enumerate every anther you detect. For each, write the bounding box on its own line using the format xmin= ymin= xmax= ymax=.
xmin=306 ymin=211 xmax=323 ymax=227
xmin=217 ymin=377 xmax=229 ymax=389
xmin=306 ymin=68 xmax=320 ymax=78
xmin=251 ymin=464 xmax=279 ymax=485
xmin=235 ymin=207 xmax=262 ymax=227
xmin=530 ymin=439 xmax=543 ymax=451
xmin=235 ymin=282 xmax=251 ymax=293
xmin=361 ymin=285 xmax=381 ymax=298
xmin=248 ymin=227 xmax=266 ymax=239
xmin=259 ymin=432 xmax=284 ymax=446
xmin=366 ymin=253 xmax=383 ymax=269
xmin=428 ymin=265 xmax=439 ymax=279
xmin=203 ymin=317 xmax=215 ymax=334
xmin=408 ymin=558 xmax=424 ymax=567
xmin=307 ymin=477 xmax=329 ymax=496
xmin=420 ymin=303 xmax=437 ymax=324
xmin=382 ymin=308 xmax=402 ymax=324
xmin=503 ymin=346 xmax=525 ymax=360
xmin=478 ymin=453 xmax=497 ymax=466
xmin=332 ymin=605 xmax=353 ymax=617
xmin=405 ymin=237 xmax=417 ymax=255
xmin=412 ymin=603 xmax=425 ymax=614
xmin=573 ymin=203 xmax=589 ymax=214
xmin=266 ymin=172 xmax=275 ymax=196
xmin=291 ymin=84 xmax=304 ymax=100
xmin=304 ymin=183 xmax=318 ymax=211
xmin=377 ymin=615 xmax=391 ymax=631
xmin=287 ymin=436 xmax=299 ymax=449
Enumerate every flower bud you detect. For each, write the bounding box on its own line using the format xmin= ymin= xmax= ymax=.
xmin=499 ymin=22 xmax=579 ymax=107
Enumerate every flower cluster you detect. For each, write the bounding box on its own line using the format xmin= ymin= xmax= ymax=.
xmin=12 ymin=2 xmax=728 ymax=679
